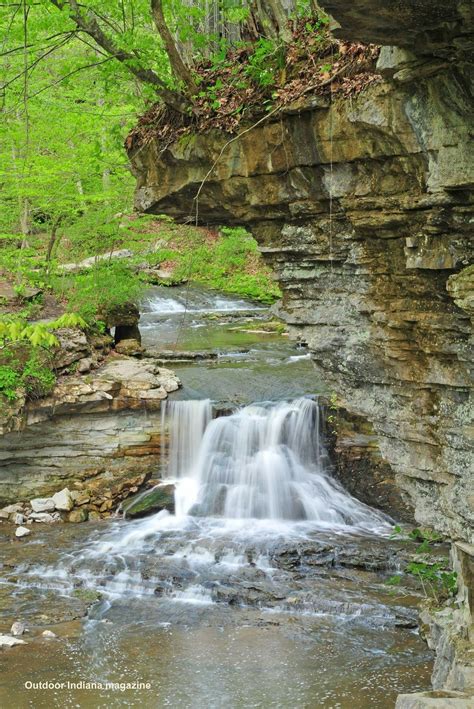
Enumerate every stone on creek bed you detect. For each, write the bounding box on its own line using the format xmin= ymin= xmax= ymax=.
xmin=15 ymin=526 xmax=31 ymax=538
xmin=395 ymin=690 xmax=474 ymax=708
xmin=121 ymin=484 xmax=175 ymax=519
xmin=0 ymin=635 xmax=27 ymax=648
xmin=30 ymin=498 xmax=55 ymax=513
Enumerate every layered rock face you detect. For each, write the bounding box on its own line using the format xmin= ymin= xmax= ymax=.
xmin=0 ymin=358 xmax=180 ymax=504
xmin=130 ymin=3 xmax=473 ymax=541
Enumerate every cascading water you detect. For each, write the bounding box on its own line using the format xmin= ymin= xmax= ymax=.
xmin=161 ymin=399 xmax=212 ymax=479
xmin=162 ymin=397 xmax=390 ymax=530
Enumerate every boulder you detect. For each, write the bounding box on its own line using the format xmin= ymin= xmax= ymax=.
xmin=100 ymin=301 xmax=139 ymax=329
xmin=70 ymin=491 xmax=90 ymax=506
xmin=67 ymin=508 xmax=88 ymax=523
xmin=10 ymin=621 xmax=26 ymax=636
xmin=114 ymin=339 xmax=144 ymax=357
xmin=1 ymin=503 xmax=23 ymax=515
xmin=77 ymin=357 xmax=93 ymax=374
xmin=60 ymin=249 xmax=133 ymax=273
xmin=122 ymin=484 xmax=175 ymax=519
xmin=53 ymin=328 xmax=91 ymax=370
xmin=30 ymin=498 xmax=55 ymax=513
xmin=52 ymin=488 xmax=74 ymax=511
xmin=29 ymin=512 xmax=56 ymax=523
xmin=12 ymin=513 xmax=25 ymax=525
xmin=395 ymin=691 xmax=473 ymax=708
xmin=15 ymin=526 xmax=31 ymax=538
xmin=42 ymin=630 xmax=57 ymax=638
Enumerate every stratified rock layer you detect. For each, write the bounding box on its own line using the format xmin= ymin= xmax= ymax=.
xmin=129 ymin=9 xmax=473 ymax=542
xmin=0 ymin=358 xmax=180 ymax=503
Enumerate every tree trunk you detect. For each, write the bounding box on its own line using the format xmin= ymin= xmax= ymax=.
xmin=46 ymin=216 xmax=63 ymax=263
xmin=19 ymin=197 xmax=30 ymax=250
xmin=150 ymin=0 xmax=198 ymax=96
xmin=11 ymin=143 xmax=30 ymax=248
xmin=248 ymin=0 xmax=292 ymax=42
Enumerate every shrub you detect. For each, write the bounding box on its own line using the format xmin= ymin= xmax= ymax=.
xmin=50 ymin=262 xmax=145 ymax=322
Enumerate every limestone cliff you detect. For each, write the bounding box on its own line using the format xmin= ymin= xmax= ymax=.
xmin=129 ymin=1 xmax=474 ymax=541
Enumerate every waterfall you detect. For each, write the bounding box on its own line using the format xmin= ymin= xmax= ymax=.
xmin=163 ymin=397 xmax=389 ymax=528
xmin=161 ymin=399 xmax=213 ymax=479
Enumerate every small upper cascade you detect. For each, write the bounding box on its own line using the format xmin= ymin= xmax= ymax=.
xmin=164 ymin=397 xmax=390 ymax=528
xmin=142 ymin=288 xmax=264 ymax=317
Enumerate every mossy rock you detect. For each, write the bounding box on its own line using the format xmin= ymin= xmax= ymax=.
xmin=72 ymin=589 xmax=102 ymax=603
xmin=122 ymin=484 xmax=175 ymax=519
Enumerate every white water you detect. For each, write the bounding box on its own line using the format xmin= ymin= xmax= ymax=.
xmin=162 ymin=399 xmax=212 ymax=481
xmin=163 ymin=397 xmax=390 ymax=529
xmin=19 ymin=398 xmax=389 ymax=597
xmin=144 ymin=292 xmax=264 ymax=316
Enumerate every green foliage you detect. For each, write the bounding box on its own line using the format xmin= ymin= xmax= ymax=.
xmin=0 ymin=346 xmax=55 ymax=404
xmin=21 ymin=351 xmax=56 ymax=399
xmin=0 ymin=313 xmax=88 ymax=404
xmin=51 ymin=263 xmax=146 ymax=321
xmin=245 ymin=38 xmax=285 ymax=87
xmin=49 ymin=313 xmax=89 ymax=330
xmin=0 ymin=0 xmax=142 ymax=259
xmin=404 ymin=561 xmax=457 ymax=600
xmin=172 ymin=227 xmax=280 ymax=303
xmin=323 ymin=392 xmax=339 ymax=432
xmin=387 ymin=526 xmax=457 ymax=604
xmin=0 ymin=364 xmax=21 ymax=401
xmin=0 ymin=320 xmax=59 ymax=349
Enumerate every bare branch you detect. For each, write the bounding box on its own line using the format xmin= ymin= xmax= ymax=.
xmin=49 ymin=0 xmax=190 ymax=113
xmin=0 ymin=33 xmax=74 ymax=92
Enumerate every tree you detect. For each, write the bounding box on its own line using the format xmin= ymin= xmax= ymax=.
xmin=48 ymin=0 xmax=191 ymax=113
xmin=0 ymin=0 xmax=313 ymax=263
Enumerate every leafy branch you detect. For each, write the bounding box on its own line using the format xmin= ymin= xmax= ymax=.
xmin=48 ymin=0 xmax=191 ymax=113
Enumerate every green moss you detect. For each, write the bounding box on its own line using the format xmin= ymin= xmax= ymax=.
xmin=177 ymin=134 xmax=197 ymax=151
xmin=122 ymin=486 xmax=175 ymax=519
xmin=72 ymin=589 xmax=102 ymax=603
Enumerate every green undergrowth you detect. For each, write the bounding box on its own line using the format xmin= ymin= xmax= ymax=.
xmin=0 ymin=217 xmax=281 ymax=323
xmin=386 ymin=526 xmax=457 ymax=606
xmin=162 ymin=226 xmax=281 ymax=304
xmin=49 ymin=263 xmax=146 ymax=323
xmin=0 ymin=314 xmax=89 ymax=410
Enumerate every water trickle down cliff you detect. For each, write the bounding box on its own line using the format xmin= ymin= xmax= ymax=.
xmin=129 ymin=0 xmax=473 ymax=542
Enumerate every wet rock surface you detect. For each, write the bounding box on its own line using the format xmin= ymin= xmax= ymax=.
xmin=0 ymin=518 xmax=435 ymax=706
xmin=122 ymin=484 xmax=175 ymax=518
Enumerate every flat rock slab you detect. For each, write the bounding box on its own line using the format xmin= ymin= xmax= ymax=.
xmin=30 ymin=498 xmax=55 ymax=513
xmin=145 ymin=349 xmax=218 ymax=361
xmin=59 ymin=249 xmax=133 ymax=273
xmin=395 ymin=691 xmax=474 ymax=708
xmin=0 ymin=281 xmax=41 ymax=305
xmin=0 ymin=635 xmax=26 ymax=647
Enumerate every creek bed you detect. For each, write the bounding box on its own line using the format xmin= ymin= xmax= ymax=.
xmin=140 ymin=285 xmax=321 ymax=403
xmin=0 ymin=285 xmax=433 ymax=708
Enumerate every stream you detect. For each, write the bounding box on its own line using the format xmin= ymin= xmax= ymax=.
xmin=0 ymin=286 xmax=433 ymax=708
